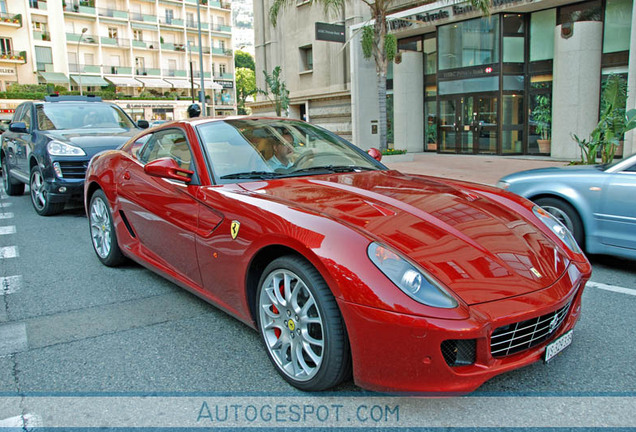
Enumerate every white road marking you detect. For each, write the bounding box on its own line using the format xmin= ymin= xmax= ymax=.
xmin=0 ymin=202 xmax=12 ymax=208
xmin=0 ymin=225 xmax=16 ymax=235
xmin=0 ymin=275 xmax=22 ymax=295
xmin=0 ymin=246 xmax=18 ymax=259
xmin=588 ymin=281 xmax=636 ymax=297
xmin=0 ymin=414 xmax=41 ymax=428
xmin=0 ymin=212 xmax=14 ymax=219
xmin=0 ymin=322 xmax=28 ymax=356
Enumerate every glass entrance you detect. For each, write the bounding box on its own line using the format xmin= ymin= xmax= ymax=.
xmin=439 ymin=95 xmax=498 ymax=154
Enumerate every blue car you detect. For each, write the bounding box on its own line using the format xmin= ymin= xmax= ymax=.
xmin=497 ymin=153 xmax=636 ymax=260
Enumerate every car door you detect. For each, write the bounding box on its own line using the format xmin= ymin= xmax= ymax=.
xmin=118 ymin=128 xmax=203 ymax=286
xmin=2 ymin=104 xmax=32 ymax=178
xmin=597 ymin=160 xmax=636 ymax=250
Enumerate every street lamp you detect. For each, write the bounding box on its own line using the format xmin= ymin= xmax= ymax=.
xmin=77 ymin=27 xmax=88 ymax=96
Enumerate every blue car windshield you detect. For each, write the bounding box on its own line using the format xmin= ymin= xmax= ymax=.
xmin=36 ymin=103 xmax=136 ymax=131
xmin=196 ymin=119 xmax=382 ymax=182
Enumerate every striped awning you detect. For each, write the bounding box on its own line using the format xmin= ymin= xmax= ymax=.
xmin=39 ymin=72 xmax=69 ymax=84
xmin=105 ymin=76 xmax=142 ymax=87
xmin=136 ymin=77 xmax=172 ymax=88
xmin=70 ymin=75 xmax=109 ymax=87
xmin=164 ymin=78 xmax=198 ymax=89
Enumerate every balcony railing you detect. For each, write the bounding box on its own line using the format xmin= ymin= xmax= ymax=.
xmin=211 ymin=24 xmax=232 ymax=33
xmin=66 ymin=32 xmax=99 ymax=44
xmin=158 ymin=17 xmax=184 ymax=26
xmin=0 ymin=12 xmax=23 ymax=27
xmin=101 ymin=37 xmax=131 ymax=48
xmin=162 ymin=69 xmax=188 ymax=77
xmin=33 ymin=31 xmax=51 ymax=41
xmin=135 ymin=68 xmax=161 ymax=76
xmin=0 ymin=51 xmax=27 ymax=63
xmin=211 ymin=48 xmax=232 ymax=56
xmin=129 ymin=12 xmax=157 ymax=22
xmin=97 ymin=8 xmax=128 ymax=19
xmin=132 ymin=40 xmax=160 ymax=49
xmin=29 ymin=0 xmax=47 ymax=10
xmin=192 ymin=71 xmax=212 ymax=78
xmin=214 ymin=73 xmax=234 ymax=80
xmin=105 ymin=65 xmax=133 ymax=75
xmin=66 ymin=1 xmax=97 ymax=15
xmin=68 ymin=63 xmax=101 ymax=73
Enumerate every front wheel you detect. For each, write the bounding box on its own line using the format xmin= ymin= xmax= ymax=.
xmin=256 ymin=256 xmax=351 ymax=391
xmin=30 ymin=165 xmax=64 ymax=216
xmin=535 ymin=197 xmax=584 ymax=248
xmin=89 ymin=189 xmax=125 ymax=267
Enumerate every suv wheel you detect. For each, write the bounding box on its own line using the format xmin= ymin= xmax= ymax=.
xmin=2 ymin=158 xmax=25 ymax=196
xmin=30 ymin=165 xmax=64 ymax=216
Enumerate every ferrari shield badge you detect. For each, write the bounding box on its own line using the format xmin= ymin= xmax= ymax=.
xmin=230 ymin=220 xmax=240 ymax=239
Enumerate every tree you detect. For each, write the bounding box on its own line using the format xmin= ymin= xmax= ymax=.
xmin=236 ymin=67 xmax=256 ymax=115
xmin=269 ymin=0 xmax=491 ymax=151
xmin=257 ymin=66 xmax=290 ymax=117
xmin=235 ymin=50 xmax=255 ymax=71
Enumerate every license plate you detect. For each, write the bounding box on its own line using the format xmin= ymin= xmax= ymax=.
xmin=544 ymin=330 xmax=573 ymax=363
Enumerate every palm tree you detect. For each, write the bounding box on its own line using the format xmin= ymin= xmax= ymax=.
xmin=269 ymin=0 xmax=491 ymax=152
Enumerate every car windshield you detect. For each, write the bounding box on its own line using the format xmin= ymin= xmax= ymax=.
xmin=36 ymin=103 xmax=136 ymax=131
xmin=196 ymin=119 xmax=382 ymax=182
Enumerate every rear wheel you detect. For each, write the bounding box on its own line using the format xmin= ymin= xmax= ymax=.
xmin=89 ymin=189 xmax=125 ymax=267
xmin=256 ymin=255 xmax=351 ymax=391
xmin=1 ymin=158 xmax=24 ymax=196
xmin=535 ymin=197 xmax=584 ymax=248
xmin=30 ymin=165 xmax=64 ymax=216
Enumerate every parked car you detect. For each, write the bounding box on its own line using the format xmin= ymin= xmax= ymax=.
xmin=498 ymin=153 xmax=636 ymax=260
xmin=1 ymin=95 xmax=148 ymax=215
xmin=85 ymin=117 xmax=591 ymax=393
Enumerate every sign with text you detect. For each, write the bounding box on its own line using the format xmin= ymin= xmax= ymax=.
xmin=315 ymin=22 xmax=345 ymax=43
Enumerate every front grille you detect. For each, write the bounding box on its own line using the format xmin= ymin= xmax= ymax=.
xmin=441 ymin=339 xmax=476 ymax=366
xmin=490 ymin=302 xmax=571 ymax=358
xmin=58 ymin=161 xmax=88 ymax=179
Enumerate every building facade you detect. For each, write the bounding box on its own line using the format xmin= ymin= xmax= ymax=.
xmin=253 ymin=0 xmax=635 ymax=159
xmin=0 ymin=0 xmax=237 ymax=119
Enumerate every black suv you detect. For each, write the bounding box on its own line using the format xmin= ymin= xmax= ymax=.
xmin=1 ymin=96 xmax=148 ymax=215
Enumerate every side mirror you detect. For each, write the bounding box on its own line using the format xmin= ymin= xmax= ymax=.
xmin=368 ymin=148 xmax=382 ymax=162
xmin=144 ymin=157 xmax=193 ymax=183
xmin=9 ymin=122 xmax=28 ymax=134
xmin=137 ymin=120 xmax=150 ymax=129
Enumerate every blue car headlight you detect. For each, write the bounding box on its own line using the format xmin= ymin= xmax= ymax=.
xmin=47 ymin=140 xmax=86 ymax=157
xmin=533 ymin=205 xmax=582 ymax=254
xmin=367 ymin=242 xmax=458 ymax=309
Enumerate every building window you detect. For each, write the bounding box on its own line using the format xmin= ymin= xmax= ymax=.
xmin=604 ymin=0 xmax=632 ymax=54
xmin=558 ymin=0 xmax=602 ymax=24
xmin=219 ymin=40 xmax=225 ymax=50
xmin=186 ymin=12 xmax=195 ymax=27
xmin=0 ymin=38 xmax=12 ymax=55
xmin=438 ymin=16 xmax=499 ymax=70
xmin=0 ymin=1 xmax=6 ymax=13
xmin=300 ymin=45 xmax=313 ymax=72
xmin=136 ymin=57 xmax=145 ymax=74
xmin=35 ymin=46 xmax=52 ymax=71
xmin=530 ymin=9 xmax=555 ymax=62
xmin=219 ymin=64 xmax=226 ymax=75
xmin=165 ymin=9 xmax=174 ymax=24
xmin=133 ymin=29 xmax=143 ymax=42
xmin=108 ymin=27 xmax=118 ymax=40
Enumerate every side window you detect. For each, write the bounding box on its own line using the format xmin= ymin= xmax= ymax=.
xmin=624 ymin=163 xmax=636 ymax=173
xmin=138 ymin=129 xmax=194 ymax=171
xmin=19 ymin=105 xmax=32 ymax=130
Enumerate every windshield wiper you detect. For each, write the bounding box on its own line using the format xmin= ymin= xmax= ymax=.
xmin=220 ymin=171 xmax=282 ymax=180
xmin=288 ymin=165 xmax=376 ymax=176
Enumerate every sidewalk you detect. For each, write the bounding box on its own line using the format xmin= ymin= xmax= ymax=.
xmin=383 ymin=153 xmax=570 ymax=186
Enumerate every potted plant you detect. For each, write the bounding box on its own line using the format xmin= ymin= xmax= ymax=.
xmin=533 ymin=94 xmax=551 ymax=153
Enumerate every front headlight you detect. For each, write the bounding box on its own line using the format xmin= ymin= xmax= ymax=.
xmin=47 ymin=141 xmax=86 ymax=157
xmin=533 ymin=205 xmax=582 ymax=254
xmin=367 ymin=242 xmax=458 ymax=309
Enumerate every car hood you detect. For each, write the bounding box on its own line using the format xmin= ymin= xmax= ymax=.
xmin=501 ymin=164 xmax=603 ymax=182
xmin=44 ymin=129 xmax=138 ymax=156
xmin=240 ymin=170 xmax=571 ymax=305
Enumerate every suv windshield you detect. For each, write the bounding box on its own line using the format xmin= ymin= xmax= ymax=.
xmin=36 ymin=103 xmax=136 ymax=131
xmin=197 ymin=119 xmax=382 ymax=182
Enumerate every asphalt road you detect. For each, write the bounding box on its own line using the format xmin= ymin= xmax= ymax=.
xmin=1 ymin=185 xmax=635 ymax=428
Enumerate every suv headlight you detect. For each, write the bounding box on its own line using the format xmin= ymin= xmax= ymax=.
xmin=533 ymin=205 xmax=582 ymax=254
xmin=47 ymin=140 xmax=86 ymax=157
xmin=368 ymin=242 xmax=458 ymax=309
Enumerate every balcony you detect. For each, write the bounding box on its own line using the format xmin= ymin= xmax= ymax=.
xmin=68 ymin=63 xmax=101 ymax=73
xmin=66 ymin=1 xmax=97 ymax=15
xmin=106 ymin=66 xmax=133 ymax=75
xmin=214 ymin=73 xmax=233 ymax=80
xmin=159 ymin=17 xmax=184 ymax=26
xmin=33 ymin=31 xmax=51 ymax=41
xmin=0 ymin=13 xmax=23 ymax=28
xmin=211 ymin=24 xmax=232 ymax=33
xmin=130 ymin=12 xmax=157 ymax=23
xmin=97 ymin=8 xmax=128 ymax=19
xmin=66 ymin=32 xmax=99 ymax=44
xmin=0 ymin=51 xmax=27 ymax=64
xmin=101 ymin=37 xmax=131 ymax=48
xmin=185 ymin=20 xmax=209 ymax=30
xmin=132 ymin=39 xmax=160 ymax=50
xmin=136 ymin=68 xmax=161 ymax=76
xmin=162 ymin=69 xmax=188 ymax=77
xmin=192 ymin=71 xmax=212 ymax=78
xmin=211 ymin=48 xmax=232 ymax=56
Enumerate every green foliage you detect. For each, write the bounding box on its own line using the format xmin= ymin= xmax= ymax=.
xmin=257 ymin=66 xmax=290 ymax=117
xmin=532 ymin=94 xmax=551 ymax=140
xmin=235 ymin=50 xmax=255 ymax=71
xmin=236 ymin=67 xmax=256 ymax=114
xmin=574 ymin=74 xmax=635 ymax=164
xmin=385 ymin=34 xmax=397 ymax=63
xmin=361 ymin=26 xmax=374 ymax=60
xmin=382 ymin=148 xmax=407 ymax=155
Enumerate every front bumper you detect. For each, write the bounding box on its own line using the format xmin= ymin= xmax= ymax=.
xmin=39 ymin=158 xmax=88 ymax=203
xmin=339 ymin=261 xmax=589 ymax=394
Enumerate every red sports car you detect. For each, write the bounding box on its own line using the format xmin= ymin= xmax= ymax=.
xmin=84 ymin=118 xmax=591 ymax=393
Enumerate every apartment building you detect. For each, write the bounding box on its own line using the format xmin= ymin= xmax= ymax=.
xmin=0 ymin=0 xmax=236 ymax=119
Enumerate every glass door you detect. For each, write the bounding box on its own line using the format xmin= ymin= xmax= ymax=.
xmin=439 ymin=95 xmax=498 ymax=153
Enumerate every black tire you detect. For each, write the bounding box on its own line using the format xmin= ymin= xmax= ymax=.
xmin=88 ymin=189 xmax=126 ymax=267
xmin=30 ymin=165 xmax=64 ymax=216
xmin=2 ymin=157 xmax=25 ymax=196
xmin=256 ymin=255 xmax=351 ymax=391
xmin=535 ymin=197 xmax=584 ymax=248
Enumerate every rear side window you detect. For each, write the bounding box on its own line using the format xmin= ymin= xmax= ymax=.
xmin=17 ymin=104 xmax=32 ymax=130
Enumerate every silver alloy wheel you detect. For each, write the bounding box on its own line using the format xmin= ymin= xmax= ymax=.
xmin=259 ymin=269 xmax=324 ymax=382
xmin=90 ymin=196 xmax=112 ymax=259
xmin=30 ymin=169 xmax=46 ymax=210
xmin=543 ymin=205 xmax=574 ymax=234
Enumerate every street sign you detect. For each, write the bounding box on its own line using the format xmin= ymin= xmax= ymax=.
xmin=315 ymin=22 xmax=345 ymax=43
